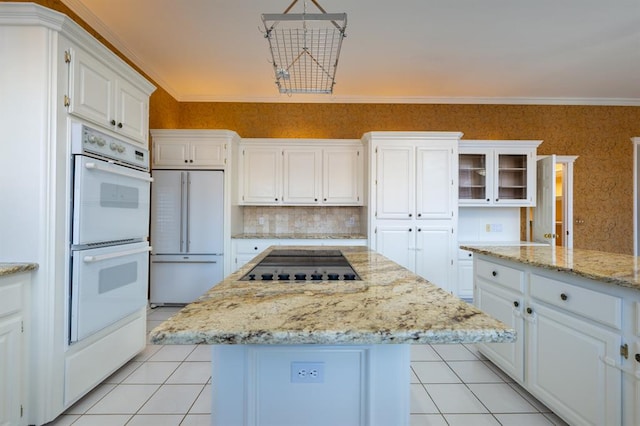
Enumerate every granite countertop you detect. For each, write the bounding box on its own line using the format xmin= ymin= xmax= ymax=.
xmin=232 ymin=233 xmax=367 ymax=239
xmin=461 ymin=245 xmax=640 ymax=291
xmin=0 ymin=262 xmax=38 ymax=277
xmin=150 ymin=245 xmax=515 ymax=346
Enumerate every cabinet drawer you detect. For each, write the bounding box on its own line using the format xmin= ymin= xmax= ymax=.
xmin=0 ymin=280 xmax=22 ymax=317
xmin=476 ymin=260 xmax=524 ymax=293
xmin=234 ymin=240 xmax=275 ymax=254
xmin=530 ymin=274 xmax=621 ymax=329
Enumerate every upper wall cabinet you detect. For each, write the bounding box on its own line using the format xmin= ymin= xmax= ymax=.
xmin=67 ymin=47 xmax=153 ymax=145
xmin=459 ymin=140 xmax=542 ymax=207
xmin=151 ymin=129 xmax=238 ymax=169
xmin=238 ymin=139 xmax=363 ymax=206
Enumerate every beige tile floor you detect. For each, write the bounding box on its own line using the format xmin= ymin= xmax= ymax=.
xmin=47 ymin=307 xmax=569 ymax=426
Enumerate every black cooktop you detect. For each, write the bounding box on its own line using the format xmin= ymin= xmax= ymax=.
xmin=239 ymin=249 xmax=360 ymax=282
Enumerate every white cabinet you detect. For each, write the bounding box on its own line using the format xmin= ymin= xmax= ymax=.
xmin=474 ymin=256 xmax=624 ymax=425
xmin=67 ymin=46 xmax=151 ymax=145
xmin=364 ymin=132 xmax=461 ymax=294
xmin=238 ymin=140 xmax=363 ymax=206
xmin=457 ymin=249 xmax=474 ymax=301
xmin=150 ymin=130 xmax=234 ymax=169
xmin=459 ymin=140 xmax=541 ymax=207
xmin=0 ymin=271 xmax=30 ymax=426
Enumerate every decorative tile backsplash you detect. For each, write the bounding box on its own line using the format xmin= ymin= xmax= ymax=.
xmin=242 ymin=206 xmax=362 ymax=235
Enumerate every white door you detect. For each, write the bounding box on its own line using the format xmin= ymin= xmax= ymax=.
xmin=474 ymin=279 xmax=525 ymax=382
xmin=187 ymin=171 xmax=224 ymax=254
xmin=376 ymin=145 xmax=414 ymax=219
xmin=415 ymin=223 xmax=453 ymax=292
xmin=527 ymin=303 xmax=621 ymax=426
xmin=374 ymin=224 xmax=414 ymax=271
xmin=283 ymin=148 xmax=321 ymax=204
xmin=241 ymin=147 xmax=282 ymax=204
xmin=533 ymin=155 xmax=556 ymax=245
xmin=416 ymin=146 xmax=455 ymax=220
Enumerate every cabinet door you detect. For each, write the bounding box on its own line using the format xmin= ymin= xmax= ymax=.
xmin=458 ymin=151 xmax=492 ymax=205
xmin=415 ymin=222 xmax=453 ymax=292
xmin=153 ymin=140 xmax=190 ymax=167
xmin=457 ymin=259 xmax=474 ymax=301
xmin=0 ymin=316 xmax=22 ymax=426
xmin=190 ymin=140 xmax=226 ymax=168
xmin=376 ymin=145 xmax=414 ymax=219
xmin=283 ymin=148 xmax=321 ymax=204
xmin=323 ymin=147 xmax=362 ymax=205
xmin=494 ymin=150 xmax=534 ymax=205
xmin=416 ymin=145 xmax=455 ymax=219
xmin=241 ymin=147 xmax=282 ymax=204
xmin=114 ymin=78 xmax=148 ymax=144
xmin=68 ymin=47 xmax=115 ymax=128
xmin=374 ymin=224 xmax=414 ymax=271
xmin=526 ymin=303 xmax=621 ymax=426
xmin=474 ymin=279 xmax=525 ymax=382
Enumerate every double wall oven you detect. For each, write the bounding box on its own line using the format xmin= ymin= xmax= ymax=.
xmin=69 ymin=123 xmax=152 ymax=343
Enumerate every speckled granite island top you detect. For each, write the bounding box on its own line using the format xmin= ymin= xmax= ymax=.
xmin=461 ymin=245 xmax=640 ymax=291
xmin=0 ymin=262 xmax=38 ymax=277
xmin=150 ymin=246 xmax=515 ymax=346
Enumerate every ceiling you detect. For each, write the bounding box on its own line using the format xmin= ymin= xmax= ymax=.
xmin=61 ymin=0 xmax=640 ymax=105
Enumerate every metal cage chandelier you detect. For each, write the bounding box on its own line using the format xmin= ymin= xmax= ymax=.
xmin=262 ymin=0 xmax=347 ymax=95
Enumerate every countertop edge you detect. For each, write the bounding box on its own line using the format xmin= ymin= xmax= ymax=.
xmin=0 ymin=263 xmax=39 ymax=277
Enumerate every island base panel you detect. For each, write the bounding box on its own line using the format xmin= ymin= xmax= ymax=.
xmin=212 ymin=344 xmax=410 ymax=426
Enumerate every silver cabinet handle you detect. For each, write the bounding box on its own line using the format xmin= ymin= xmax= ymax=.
xmin=83 ymin=246 xmax=151 ymax=263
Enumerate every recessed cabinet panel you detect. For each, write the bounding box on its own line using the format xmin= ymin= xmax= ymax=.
xmin=283 ymin=149 xmax=321 ymax=204
xmin=242 ymin=147 xmax=282 ymax=204
xmin=376 ymin=145 xmax=414 ymax=219
xmin=189 ymin=140 xmax=225 ymax=167
xmin=415 ymin=224 xmax=453 ymax=289
xmin=323 ymin=147 xmax=361 ymax=205
xmin=416 ymin=147 xmax=455 ymax=219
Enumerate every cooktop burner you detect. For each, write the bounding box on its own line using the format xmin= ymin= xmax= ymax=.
xmin=239 ymin=249 xmax=361 ymax=282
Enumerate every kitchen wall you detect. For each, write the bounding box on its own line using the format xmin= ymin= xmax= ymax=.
xmin=10 ymin=0 xmax=640 ymax=254
xmin=241 ymin=206 xmax=363 ymax=236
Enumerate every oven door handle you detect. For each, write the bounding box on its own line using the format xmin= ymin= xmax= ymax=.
xmin=83 ymin=246 xmax=152 ymax=263
xmin=85 ymin=162 xmax=153 ymax=182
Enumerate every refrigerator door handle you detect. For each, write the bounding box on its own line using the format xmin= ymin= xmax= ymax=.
xmin=180 ymin=172 xmax=185 ymax=252
xmin=186 ymin=172 xmax=191 ymax=253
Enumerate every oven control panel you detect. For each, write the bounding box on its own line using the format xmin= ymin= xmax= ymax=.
xmin=71 ymin=123 xmax=149 ymax=171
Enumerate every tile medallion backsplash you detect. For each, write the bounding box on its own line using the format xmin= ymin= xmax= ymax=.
xmin=243 ymin=206 xmax=362 ymax=235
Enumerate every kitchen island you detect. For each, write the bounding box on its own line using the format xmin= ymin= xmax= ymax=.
xmin=461 ymin=245 xmax=640 ymax=426
xmin=150 ymin=245 xmax=515 ymax=426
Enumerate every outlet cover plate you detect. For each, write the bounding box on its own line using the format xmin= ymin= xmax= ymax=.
xmin=290 ymin=361 xmax=325 ymax=383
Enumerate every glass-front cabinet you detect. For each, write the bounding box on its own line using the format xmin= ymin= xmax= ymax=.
xmin=459 ymin=141 xmax=541 ymax=207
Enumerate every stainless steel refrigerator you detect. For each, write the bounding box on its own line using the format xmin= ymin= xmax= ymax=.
xmin=150 ymin=170 xmax=224 ymax=305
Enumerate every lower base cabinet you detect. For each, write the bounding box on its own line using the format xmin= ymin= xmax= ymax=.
xmin=474 ymin=256 xmax=627 ymax=426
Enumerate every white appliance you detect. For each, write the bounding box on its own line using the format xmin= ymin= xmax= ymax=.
xmin=150 ymin=170 xmax=224 ymax=305
xmin=69 ymin=123 xmax=152 ymax=344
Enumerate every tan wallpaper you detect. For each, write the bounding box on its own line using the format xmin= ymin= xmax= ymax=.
xmin=9 ymin=1 xmax=640 ymax=255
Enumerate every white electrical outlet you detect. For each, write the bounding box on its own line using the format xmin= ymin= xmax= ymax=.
xmin=291 ymin=361 xmax=325 ymax=383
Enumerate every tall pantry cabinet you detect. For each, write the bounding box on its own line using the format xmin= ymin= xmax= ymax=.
xmin=0 ymin=4 xmax=155 ymax=425
xmin=363 ymin=132 xmax=462 ymax=295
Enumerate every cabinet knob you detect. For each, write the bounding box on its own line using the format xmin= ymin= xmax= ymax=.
xmin=526 ymin=307 xmax=533 ymax=314
xmin=254 ymin=247 xmax=258 ymax=250
xmin=110 ymin=119 xmax=116 ymax=126
xmin=418 ymin=213 xmax=422 ymax=217
xmin=560 ymin=293 xmax=568 ymax=301
xmin=315 ymin=198 xmax=318 ymax=202
xmin=495 ymin=198 xmax=499 ymax=202
xmin=486 ymin=198 xmax=490 ymax=202
xmin=408 ymin=228 xmax=412 ymax=232
xmin=513 ymin=301 xmax=519 ymax=307
xmin=409 ymin=213 xmax=412 ymax=218
xmin=275 ymin=198 xmax=278 ymax=201
xmin=635 ymin=353 xmax=640 ymax=363
xmin=324 ymin=198 xmax=327 ymax=201
xmin=190 ymin=159 xmax=193 ymax=163
xmin=184 ymin=160 xmax=188 ymax=163
xmin=468 ymin=253 xmax=472 ymax=257
xmin=117 ymin=122 xmax=123 ymax=128
xmin=417 ymin=228 xmax=422 ymax=232
xmin=492 ymin=271 xmax=497 ymax=277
